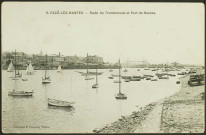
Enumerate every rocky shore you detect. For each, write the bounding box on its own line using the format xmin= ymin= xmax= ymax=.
xmin=160 ymin=75 xmax=204 ymax=133
xmin=93 ymin=74 xmax=205 ymax=133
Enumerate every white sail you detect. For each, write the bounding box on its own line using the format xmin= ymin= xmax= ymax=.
xmin=57 ymin=65 xmax=62 ymax=72
xmin=26 ymin=62 xmax=35 ymax=74
xmin=7 ymin=61 xmax=14 ymax=72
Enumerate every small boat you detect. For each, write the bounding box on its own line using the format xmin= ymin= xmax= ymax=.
xmin=151 ymin=77 xmax=158 ymax=81
xmin=109 ymin=69 xmax=113 ymax=72
xmin=85 ymin=75 xmax=94 ymax=80
xmin=177 ymin=72 xmax=186 ymax=75
xmin=42 ymin=54 xmax=51 ymax=84
xmin=132 ymin=75 xmax=141 ymax=78
xmin=124 ymin=79 xmax=130 ymax=82
xmin=115 ymin=59 xmax=127 ymax=100
xmin=129 ymin=78 xmax=141 ymax=81
xmin=123 ymin=69 xmax=128 ymax=72
xmin=176 ymin=81 xmax=180 ymax=84
xmin=42 ymin=77 xmax=51 ymax=83
xmin=159 ymin=75 xmax=169 ymax=79
xmin=48 ymin=98 xmax=75 ymax=107
xmin=26 ymin=62 xmax=35 ymax=75
xmin=7 ymin=61 xmax=14 ymax=72
xmin=8 ymin=89 xmax=33 ymax=96
xmin=108 ymin=76 xmax=114 ymax=79
xmin=141 ymin=76 xmax=146 ymax=79
xmin=57 ymin=65 xmax=62 ymax=72
xmin=22 ymin=78 xmax=28 ymax=81
xmin=146 ymin=77 xmax=151 ymax=80
xmin=121 ymin=76 xmax=132 ymax=79
xmin=115 ymin=93 xmax=127 ymax=99
xmin=92 ymin=66 xmax=99 ymax=88
xmin=113 ymin=80 xmax=121 ymax=83
xmin=16 ymin=70 xmax=22 ymax=78
xmin=137 ymin=68 xmax=140 ymax=71
xmin=152 ymin=69 xmax=158 ymax=71
xmin=143 ymin=74 xmax=154 ymax=77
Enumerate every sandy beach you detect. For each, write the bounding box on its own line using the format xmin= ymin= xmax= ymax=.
xmin=94 ymin=74 xmax=205 ymax=133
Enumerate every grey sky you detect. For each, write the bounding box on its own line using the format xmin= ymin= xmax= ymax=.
xmin=2 ymin=2 xmax=204 ymax=65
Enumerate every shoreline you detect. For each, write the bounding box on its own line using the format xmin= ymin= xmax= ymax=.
xmin=93 ymin=74 xmax=205 ymax=133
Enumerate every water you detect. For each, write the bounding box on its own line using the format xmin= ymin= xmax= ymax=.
xmin=2 ymin=68 xmax=181 ymax=133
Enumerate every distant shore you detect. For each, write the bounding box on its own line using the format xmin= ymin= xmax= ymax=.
xmin=93 ymin=74 xmax=205 ymax=133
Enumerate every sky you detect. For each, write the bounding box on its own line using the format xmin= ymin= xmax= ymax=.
xmin=2 ymin=2 xmax=205 ymax=65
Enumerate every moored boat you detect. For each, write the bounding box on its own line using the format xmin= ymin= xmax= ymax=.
xmin=108 ymin=76 xmax=114 ymax=79
xmin=146 ymin=77 xmax=151 ymax=80
xmin=8 ymin=90 xmax=33 ymax=96
xmin=42 ymin=54 xmax=51 ymax=84
xmin=48 ymin=98 xmax=75 ymax=107
xmin=26 ymin=62 xmax=35 ymax=75
xmin=92 ymin=66 xmax=99 ymax=88
xmin=129 ymin=78 xmax=141 ymax=81
xmin=115 ymin=59 xmax=127 ymax=99
xmin=7 ymin=61 xmax=14 ymax=72
xmin=113 ymin=80 xmax=121 ymax=83
xmin=57 ymin=65 xmax=62 ymax=72
xmin=22 ymin=78 xmax=28 ymax=81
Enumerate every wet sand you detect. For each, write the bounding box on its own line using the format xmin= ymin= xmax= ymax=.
xmin=94 ymin=74 xmax=205 ymax=133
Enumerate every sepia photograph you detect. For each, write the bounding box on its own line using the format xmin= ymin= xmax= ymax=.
xmin=1 ymin=2 xmax=205 ymax=133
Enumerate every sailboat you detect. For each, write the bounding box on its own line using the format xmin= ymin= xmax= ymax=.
xmin=42 ymin=54 xmax=51 ymax=84
xmin=109 ymin=65 xmax=113 ymax=72
xmin=123 ymin=68 xmax=128 ymax=72
xmin=57 ymin=65 xmax=62 ymax=72
xmin=9 ymin=50 xmax=33 ymax=96
xmin=85 ymin=53 xmax=94 ymax=80
xmin=11 ymin=50 xmax=21 ymax=80
xmin=115 ymin=59 xmax=127 ymax=99
xmin=26 ymin=62 xmax=35 ymax=75
xmin=16 ymin=66 xmax=22 ymax=78
xmin=7 ymin=61 xmax=14 ymax=72
xmin=124 ymin=71 xmax=130 ymax=82
xmin=77 ymin=53 xmax=103 ymax=76
xmin=92 ymin=66 xmax=99 ymax=88
xmin=159 ymin=63 xmax=169 ymax=79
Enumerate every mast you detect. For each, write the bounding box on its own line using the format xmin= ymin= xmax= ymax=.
xmin=86 ymin=53 xmax=88 ymax=74
xmin=14 ymin=49 xmax=16 ymax=78
xmin=96 ymin=65 xmax=98 ymax=84
xmin=119 ymin=59 xmax=121 ymax=94
xmin=45 ymin=54 xmax=47 ymax=78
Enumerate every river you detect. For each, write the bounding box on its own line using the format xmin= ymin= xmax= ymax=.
xmin=2 ymin=68 xmax=181 ymax=133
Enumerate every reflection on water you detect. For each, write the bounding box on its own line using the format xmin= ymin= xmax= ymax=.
xmin=47 ymin=105 xmax=75 ymax=113
xmin=2 ymin=69 xmax=182 ymax=133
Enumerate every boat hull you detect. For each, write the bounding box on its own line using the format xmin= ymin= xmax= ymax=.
xmin=8 ymin=91 xmax=33 ymax=96
xmin=77 ymin=71 xmax=103 ymax=76
xmin=48 ymin=98 xmax=74 ymax=107
xmin=26 ymin=72 xmax=34 ymax=75
xmin=42 ymin=78 xmax=51 ymax=84
xmin=115 ymin=93 xmax=127 ymax=99
xmin=92 ymin=84 xmax=99 ymax=88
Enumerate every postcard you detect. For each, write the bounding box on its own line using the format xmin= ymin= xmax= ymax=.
xmin=1 ymin=2 xmax=205 ymax=133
